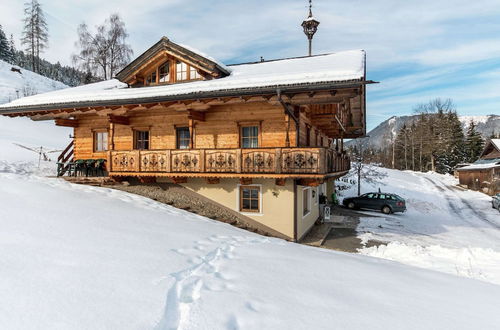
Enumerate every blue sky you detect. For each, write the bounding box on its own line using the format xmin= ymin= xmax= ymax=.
xmin=1 ymin=0 xmax=499 ymax=130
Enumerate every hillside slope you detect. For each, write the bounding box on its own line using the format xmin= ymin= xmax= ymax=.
xmin=347 ymin=114 xmax=500 ymax=149
xmin=0 ymin=163 xmax=499 ymax=329
xmin=0 ymin=59 xmax=71 ymax=161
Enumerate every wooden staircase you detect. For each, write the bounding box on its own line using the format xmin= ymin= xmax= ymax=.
xmin=57 ymin=140 xmax=74 ymax=177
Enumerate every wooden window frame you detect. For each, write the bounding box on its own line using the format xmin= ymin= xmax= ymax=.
xmin=176 ymin=126 xmax=191 ymax=149
xmin=133 ymin=129 xmax=150 ymax=150
xmin=239 ymin=185 xmax=261 ymax=213
xmin=238 ymin=121 xmax=262 ymax=148
xmin=302 ymin=187 xmax=311 ymax=217
xmin=93 ymin=129 xmax=108 ymax=152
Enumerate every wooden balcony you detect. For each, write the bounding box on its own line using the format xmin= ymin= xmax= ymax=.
xmin=108 ymin=148 xmax=350 ymax=178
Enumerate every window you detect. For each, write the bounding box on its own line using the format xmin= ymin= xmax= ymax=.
xmin=93 ymin=131 xmax=108 ymax=152
xmin=241 ymin=126 xmax=259 ymax=148
xmin=240 ymin=186 xmax=260 ymax=213
xmin=366 ymin=193 xmax=376 ymax=199
xmin=146 ymin=70 xmax=157 ymax=85
xmin=158 ymin=61 xmax=170 ymax=83
xmin=176 ymin=127 xmax=190 ymax=149
xmin=303 ymin=188 xmax=311 ymax=216
xmin=190 ymin=66 xmax=201 ymax=80
xmin=134 ymin=130 xmax=149 ymax=150
xmin=176 ymin=61 xmax=188 ymax=81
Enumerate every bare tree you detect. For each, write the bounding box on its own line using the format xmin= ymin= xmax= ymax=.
xmin=72 ymin=14 xmax=133 ymax=80
xmin=21 ymin=0 xmax=48 ymax=73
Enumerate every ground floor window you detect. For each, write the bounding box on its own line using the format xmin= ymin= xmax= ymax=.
xmin=93 ymin=130 xmax=108 ymax=152
xmin=303 ymin=187 xmax=311 ymax=216
xmin=240 ymin=185 xmax=260 ymax=213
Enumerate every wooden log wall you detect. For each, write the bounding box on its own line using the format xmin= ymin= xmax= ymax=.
xmin=73 ymin=102 xmax=303 ymax=160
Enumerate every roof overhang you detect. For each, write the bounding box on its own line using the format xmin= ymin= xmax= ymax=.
xmin=0 ymin=79 xmax=374 ymax=116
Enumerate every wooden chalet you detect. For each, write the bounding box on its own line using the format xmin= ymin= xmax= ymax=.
xmin=457 ymin=139 xmax=500 ymax=195
xmin=0 ymin=37 xmax=372 ymax=241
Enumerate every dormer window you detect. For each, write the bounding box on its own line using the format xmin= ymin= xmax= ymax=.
xmin=176 ymin=61 xmax=188 ymax=81
xmin=190 ymin=66 xmax=201 ymax=80
xmin=158 ymin=61 xmax=170 ymax=83
xmin=146 ymin=70 xmax=157 ymax=85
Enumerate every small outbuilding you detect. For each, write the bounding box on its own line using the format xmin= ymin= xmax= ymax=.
xmin=457 ymin=139 xmax=500 ymax=195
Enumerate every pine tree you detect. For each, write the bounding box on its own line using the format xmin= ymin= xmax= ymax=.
xmin=9 ymin=34 xmax=17 ymax=64
xmin=21 ymin=0 xmax=48 ymax=73
xmin=464 ymin=120 xmax=485 ymax=163
xmin=0 ymin=25 xmax=11 ymax=62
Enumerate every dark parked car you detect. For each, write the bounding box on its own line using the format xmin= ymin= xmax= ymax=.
xmin=492 ymin=193 xmax=500 ymax=212
xmin=343 ymin=192 xmax=406 ymax=214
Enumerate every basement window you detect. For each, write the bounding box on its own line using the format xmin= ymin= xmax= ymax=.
xmin=93 ymin=131 xmax=108 ymax=152
xmin=134 ymin=130 xmax=150 ymax=150
xmin=240 ymin=186 xmax=260 ymax=213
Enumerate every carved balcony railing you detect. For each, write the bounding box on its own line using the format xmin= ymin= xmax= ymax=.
xmin=109 ymin=147 xmax=350 ymax=175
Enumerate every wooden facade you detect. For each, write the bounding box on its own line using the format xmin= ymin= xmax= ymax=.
xmin=0 ymin=37 xmax=371 ymax=240
xmin=457 ymin=139 xmax=500 ymax=195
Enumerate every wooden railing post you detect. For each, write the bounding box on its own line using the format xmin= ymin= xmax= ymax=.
xmin=275 ymin=148 xmax=282 ymax=174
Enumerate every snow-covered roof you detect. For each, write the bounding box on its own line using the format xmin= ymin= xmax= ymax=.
xmin=0 ymin=50 xmax=366 ymax=113
xmin=491 ymin=139 xmax=500 ymax=151
xmin=458 ymin=158 xmax=500 ymax=171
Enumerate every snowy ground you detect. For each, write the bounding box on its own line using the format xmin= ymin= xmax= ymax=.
xmin=0 ymin=163 xmax=499 ymax=329
xmin=336 ymin=166 xmax=500 ymax=285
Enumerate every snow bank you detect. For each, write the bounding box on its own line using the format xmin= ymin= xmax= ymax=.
xmin=337 ymin=165 xmax=500 ymax=285
xmin=1 ymin=165 xmax=499 ymax=329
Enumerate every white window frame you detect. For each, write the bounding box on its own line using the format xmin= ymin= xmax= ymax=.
xmin=302 ymin=187 xmax=311 ymax=218
xmin=236 ymin=183 xmax=263 ymax=216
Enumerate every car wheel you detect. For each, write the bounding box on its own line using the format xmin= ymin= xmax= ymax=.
xmin=347 ymin=202 xmax=355 ymax=209
xmin=382 ymin=206 xmax=392 ymax=214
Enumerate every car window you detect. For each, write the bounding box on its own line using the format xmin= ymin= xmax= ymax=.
xmin=379 ymin=194 xmax=386 ymax=199
xmin=366 ymin=193 xmax=375 ymax=199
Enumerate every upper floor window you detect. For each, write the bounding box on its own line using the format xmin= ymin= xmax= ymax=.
xmin=176 ymin=61 xmax=188 ymax=81
xmin=176 ymin=127 xmax=190 ymax=149
xmin=142 ymin=59 xmax=203 ymax=86
xmin=93 ymin=131 xmax=108 ymax=152
xmin=190 ymin=66 xmax=201 ymax=80
xmin=134 ymin=130 xmax=149 ymax=150
xmin=241 ymin=126 xmax=259 ymax=148
xmin=158 ymin=61 xmax=170 ymax=83
xmin=146 ymin=71 xmax=157 ymax=85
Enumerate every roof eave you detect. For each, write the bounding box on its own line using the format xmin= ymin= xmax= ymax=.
xmin=0 ymin=79 xmax=367 ymax=115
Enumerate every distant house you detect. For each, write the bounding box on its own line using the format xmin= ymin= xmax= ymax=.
xmin=457 ymin=139 xmax=500 ymax=195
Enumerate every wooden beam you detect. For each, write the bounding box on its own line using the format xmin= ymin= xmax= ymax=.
xmin=205 ymin=177 xmax=220 ymax=184
xmin=275 ymin=178 xmax=286 ymax=186
xmin=171 ymin=177 xmax=188 ymax=184
xmin=297 ymin=178 xmax=322 ymax=187
xmin=55 ymin=118 xmax=79 ymax=127
xmin=240 ymin=178 xmax=252 ymax=185
xmin=108 ymin=114 xmax=130 ymax=125
xmin=188 ymin=110 xmax=206 ymax=122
